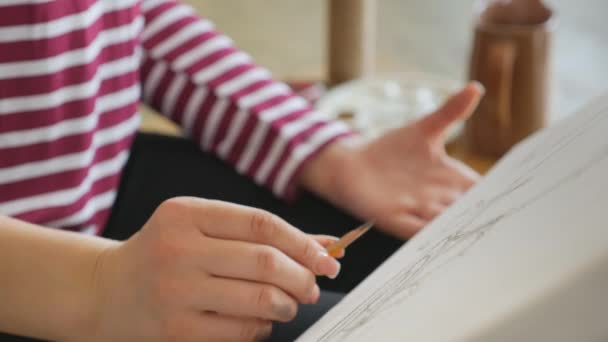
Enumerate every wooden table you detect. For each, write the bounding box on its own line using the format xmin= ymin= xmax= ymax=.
xmin=446 ymin=136 xmax=497 ymax=175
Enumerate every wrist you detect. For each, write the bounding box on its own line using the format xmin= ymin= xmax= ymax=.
xmin=81 ymin=240 xmax=125 ymax=342
xmin=299 ymin=136 xmax=361 ymax=201
xmin=67 ymin=239 xmax=121 ymax=342
xmin=0 ymin=217 xmax=122 ymax=342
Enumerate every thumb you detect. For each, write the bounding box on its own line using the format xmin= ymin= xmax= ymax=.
xmin=418 ymin=81 xmax=485 ymax=139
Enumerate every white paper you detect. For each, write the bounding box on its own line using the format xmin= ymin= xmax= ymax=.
xmin=298 ymin=94 xmax=608 ymax=342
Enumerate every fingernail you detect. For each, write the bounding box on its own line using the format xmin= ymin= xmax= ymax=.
xmin=472 ymin=81 xmax=486 ymax=95
xmin=309 ymin=284 xmax=320 ymax=304
xmin=276 ymin=303 xmax=297 ymax=322
xmin=316 ymin=251 xmax=341 ymax=279
xmin=327 ymin=261 xmax=341 ymax=279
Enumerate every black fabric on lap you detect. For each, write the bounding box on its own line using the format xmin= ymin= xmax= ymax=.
xmin=0 ymin=133 xmax=403 ymax=341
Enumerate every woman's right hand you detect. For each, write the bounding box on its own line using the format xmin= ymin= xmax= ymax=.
xmin=89 ymin=197 xmax=341 ymax=342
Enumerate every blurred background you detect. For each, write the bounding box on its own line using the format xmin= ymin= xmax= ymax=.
xmin=143 ymin=0 xmax=608 ymax=132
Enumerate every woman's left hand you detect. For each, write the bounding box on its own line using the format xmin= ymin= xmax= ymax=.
xmin=300 ymin=82 xmax=484 ymax=239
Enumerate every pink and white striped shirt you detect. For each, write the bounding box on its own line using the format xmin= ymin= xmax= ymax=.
xmin=0 ymin=0 xmax=351 ymax=235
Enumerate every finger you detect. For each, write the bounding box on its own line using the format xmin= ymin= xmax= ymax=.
xmin=190 ymin=199 xmax=341 ymax=278
xmin=382 ymin=215 xmax=428 ymax=239
xmin=310 ymin=235 xmax=339 ymax=247
xmin=437 ymin=190 xmax=462 ymax=206
xmin=197 ymin=277 xmax=300 ymax=322
xmin=428 ymin=157 xmax=481 ymax=191
xmin=419 ymin=185 xmax=462 ymax=206
xmin=444 ymin=157 xmax=481 ymax=189
xmin=416 ymin=202 xmax=448 ymax=221
xmin=418 ymin=82 xmax=484 ymax=140
xmin=200 ymin=238 xmax=318 ymax=303
xmin=199 ymin=313 xmax=272 ymax=342
xmin=400 ymin=215 xmax=429 ymax=236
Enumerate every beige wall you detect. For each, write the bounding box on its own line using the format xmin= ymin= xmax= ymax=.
xmin=182 ymin=0 xmax=327 ymax=80
xmin=182 ymin=1 xmax=608 ymax=110
xmin=142 ymin=0 xmax=608 ymax=134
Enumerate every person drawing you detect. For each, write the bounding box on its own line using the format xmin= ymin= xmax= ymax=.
xmin=0 ymin=1 xmax=483 ymax=341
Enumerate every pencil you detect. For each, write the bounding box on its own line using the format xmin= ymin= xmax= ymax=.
xmin=326 ymin=220 xmax=375 ymax=257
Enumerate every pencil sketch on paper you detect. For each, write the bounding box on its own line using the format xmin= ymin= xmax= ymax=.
xmin=303 ymin=98 xmax=608 ymax=342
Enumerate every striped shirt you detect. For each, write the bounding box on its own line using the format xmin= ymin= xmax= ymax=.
xmin=0 ymin=0 xmax=351 ymax=235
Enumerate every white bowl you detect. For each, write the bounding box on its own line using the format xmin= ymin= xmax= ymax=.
xmin=316 ymin=72 xmax=464 ymax=141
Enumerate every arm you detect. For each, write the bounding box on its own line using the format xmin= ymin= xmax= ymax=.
xmin=299 ymin=84 xmax=484 ymax=238
xmin=0 ymin=215 xmax=115 ymax=341
xmin=0 ymin=199 xmax=340 ymax=341
xmin=139 ymin=0 xmax=352 ymax=199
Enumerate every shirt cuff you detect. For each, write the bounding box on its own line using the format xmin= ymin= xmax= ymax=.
xmin=270 ymin=120 xmax=355 ymax=201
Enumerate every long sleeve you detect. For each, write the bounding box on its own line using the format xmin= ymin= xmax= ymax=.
xmin=139 ymin=0 xmax=352 ymax=199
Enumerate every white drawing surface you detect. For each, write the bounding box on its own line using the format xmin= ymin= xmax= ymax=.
xmin=298 ymin=95 xmax=608 ymax=342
